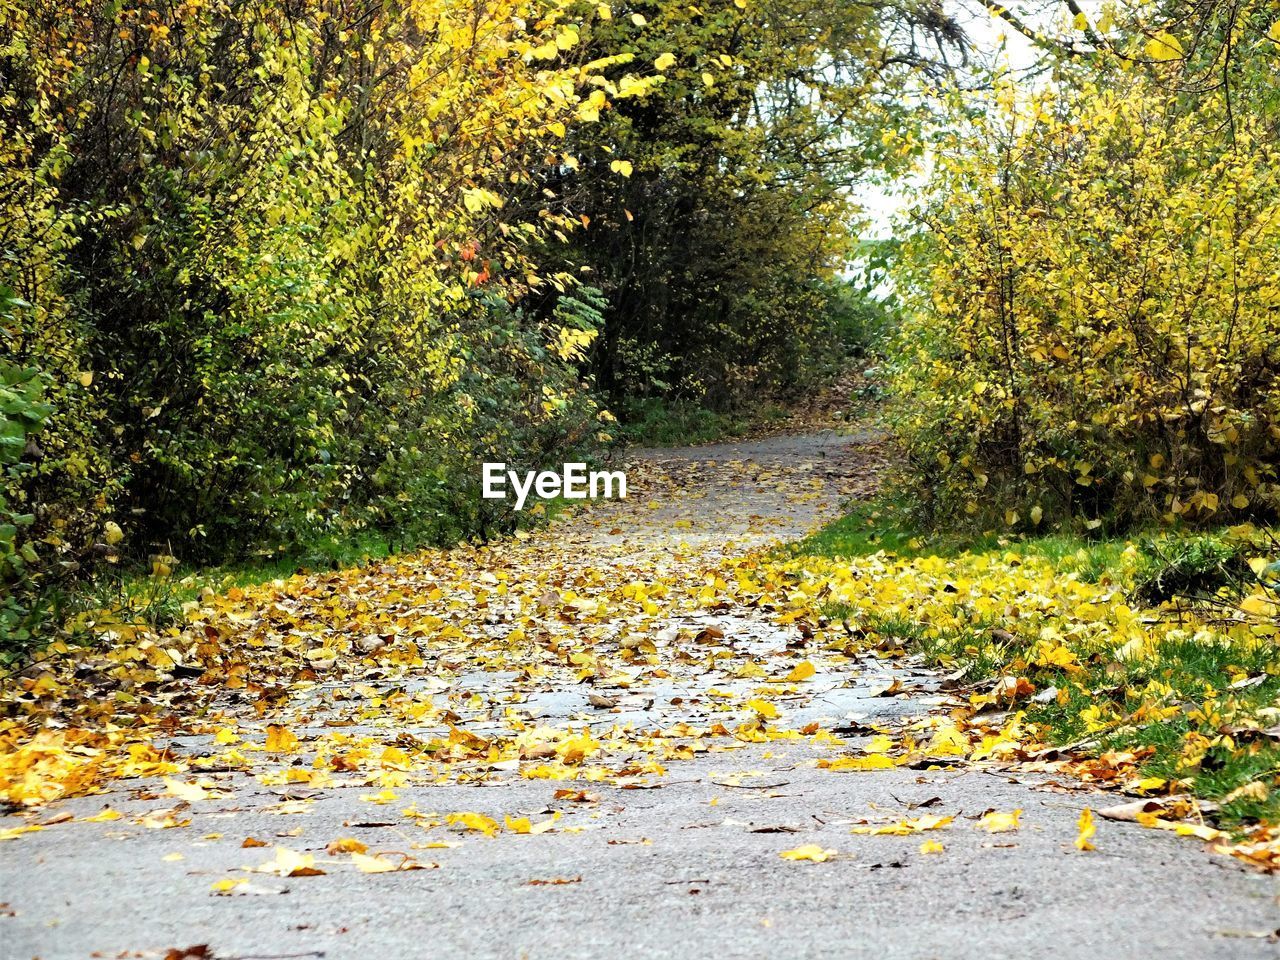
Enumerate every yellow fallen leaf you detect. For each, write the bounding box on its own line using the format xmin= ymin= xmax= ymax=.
xmin=1075 ymin=808 xmax=1096 ymax=851
xmin=976 ymin=809 xmax=1021 ymax=833
xmin=780 ymin=844 xmax=836 ymax=862
xmin=1173 ymin=822 xmax=1226 ymax=842
xmin=925 ymin=723 xmax=970 ymax=757
xmin=326 ymin=837 xmax=368 ymax=855
xmin=446 ymin=811 xmax=500 ymax=836
xmin=164 ymin=777 xmax=212 ymax=803
xmin=747 ymin=698 xmax=778 ymax=719
xmin=819 ymin=754 xmax=896 ymax=772
xmin=264 ymin=724 xmax=300 ymax=753
xmin=351 ymin=852 xmax=429 ymax=873
xmin=505 ymin=812 xmax=560 ymax=835
xmin=919 ymin=839 xmax=945 ymax=854
xmin=257 ymin=846 xmax=325 ymax=877
xmin=82 ymin=809 xmax=122 ymax=823
xmin=210 ymin=878 xmax=246 ymax=894
xmin=852 ymin=815 xmax=953 ymax=836
xmin=785 ymin=660 xmax=816 ymax=683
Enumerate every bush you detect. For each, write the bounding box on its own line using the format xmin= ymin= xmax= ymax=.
xmin=0 ymin=288 xmax=55 ymax=651
xmin=0 ymin=2 xmax=619 ymax=578
xmin=892 ymin=57 xmax=1280 ymax=530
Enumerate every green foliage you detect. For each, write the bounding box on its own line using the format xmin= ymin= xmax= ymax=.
xmin=0 ymin=287 xmax=56 ymax=650
xmin=549 ymin=0 xmax=948 ymax=410
xmin=616 ymin=399 xmax=751 ymax=447
xmin=1132 ymin=534 xmax=1252 ymax=605
xmin=0 ymin=0 xmax=617 ymax=590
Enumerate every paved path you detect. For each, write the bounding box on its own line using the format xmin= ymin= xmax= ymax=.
xmin=3 ymin=431 xmax=1278 ymax=960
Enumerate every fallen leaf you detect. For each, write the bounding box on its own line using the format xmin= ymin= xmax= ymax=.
xmin=351 ymin=851 xmax=431 ymax=873
xmin=780 ymin=844 xmax=836 ymax=863
xmin=1075 ymin=808 xmax=1096 ymax=851
xmin=326 ymin=837 xmax=368 ymax=855
xmin=976 ymin=809 xmax=1021 ymax=833
xmin=256 ymin=846 xmax=325 ymax=877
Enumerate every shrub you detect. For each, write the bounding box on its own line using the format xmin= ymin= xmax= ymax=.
xmin=0 ymin=288 xmax=55 ymax=651
xmin=0 ymin=1 xmax=624 ymax=575
xmin=892 ymin=55 xmax=1280 ymax=530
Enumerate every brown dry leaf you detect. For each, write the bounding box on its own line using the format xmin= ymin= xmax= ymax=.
xmin=1097 ymin=799 xmax=1167 ymax=823
xmin=553 ymin=789 xmax=600 ymax=803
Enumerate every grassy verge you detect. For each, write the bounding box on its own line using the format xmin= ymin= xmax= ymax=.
xmin=617 ymin=398 xmax=790 ymax=447
xmin=787 ymin=502 xmax=1280 ymax=832
xmin=4 ymin=497 xmax=580 ymax=670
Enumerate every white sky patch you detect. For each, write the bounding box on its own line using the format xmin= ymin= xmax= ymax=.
xmin=857 ymin=1 xmax=1110 ymax=240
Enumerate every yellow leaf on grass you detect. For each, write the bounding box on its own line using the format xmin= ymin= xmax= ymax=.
xmin=654 ymin=52 xmax=676 ymax=71
xmin=780 ymin=844 xmax=836 ymax=862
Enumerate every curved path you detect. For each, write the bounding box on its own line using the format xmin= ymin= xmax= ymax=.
xmin=3 ymin=431 xmax=1277 ymax=960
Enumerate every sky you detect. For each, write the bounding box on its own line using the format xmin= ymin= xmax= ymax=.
xmin=858 ymin=0 xmax=1108 ymax=237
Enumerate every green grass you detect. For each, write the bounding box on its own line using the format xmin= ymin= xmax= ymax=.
xmin=792 ymin=498 xmax=1280 ymax=831
xmin=617 ymin=398 xmax=789 ymax=447
xmin=790 ymin=497 xmax=1130 ymax=577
